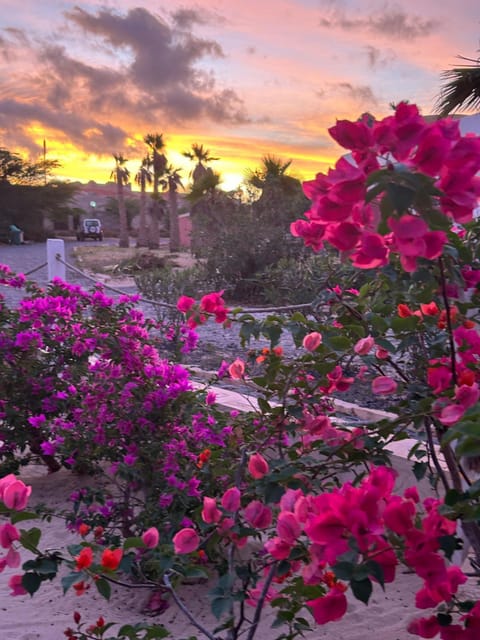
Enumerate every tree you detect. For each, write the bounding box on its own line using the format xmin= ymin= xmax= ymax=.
xmin=110 ymin=154 xmax=130 ymax=248
xmin=435 ymin=53 xmax=480 ymax=115
xmin=144 ymin=133 xmax=167 ymax=249
xmin=160 ymin=165 xmax=183 ymax=253
xmin=182 ymin=143 xmax=219 ymax=184
xmin=135 ymin=155 xmax=153 ymax=248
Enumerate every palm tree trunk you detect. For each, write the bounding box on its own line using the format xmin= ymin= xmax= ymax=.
xmin=169 ymin=188 xmax=180 ymax=252
xmin=137 ymin=176 xmax=148 ymax=247
xmin=117 ymin=173 xmax=129 ymax=248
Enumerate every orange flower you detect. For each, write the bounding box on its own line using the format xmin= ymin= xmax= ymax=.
xmin=420 ymin=302 xmax=440 ymax=316
xmin=100 ymin=548 xmax=122 ymax=571
xmin=458 ymin=369 xmax=476 ymax=386
xmin=78 ymin=523 xmax=90 ymax=537
xmin=197 ymin=448 xmax=211 ymax=468
xmin=73 ymin=581 xmax=90 ymax=596
xmin=463 ymin=319 xmax=475 ymax=329
xmin=437 ymin=306 xmax=458 ymax=329
xmin=397 ymin=303 xmax=413 ymax=317
xmin=75 ymin=546 xmax=93 ymax=571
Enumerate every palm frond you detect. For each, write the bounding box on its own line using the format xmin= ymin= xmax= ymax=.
xmin=435 ymin=66 xmax=480 ymax=116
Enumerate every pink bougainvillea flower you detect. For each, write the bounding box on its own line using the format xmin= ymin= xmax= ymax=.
xmin=290 ymin=219 xmax=326 ymax=252
xmin=438 ymin=403 xmax=465 ymax=427
xmin=141 ymin=527 xmax=159 ymax=549
xmin=277 ymin=511 xmax=301 ymax=545
xmin=328 ymin=118 xmax=373 ymax=151
xmin=244 ymin=500 xmax=272 ymax=529
xmin=202 ymin=497 xmax=222 ymax=523
xmin=176 ymin=295 xmax=196 ymax=313
xmin=8 ymin=574 xmax=28 ymax=597
xmin=0 ymin=523 xmax=20 ymax=549
xmin=221 ymin=487 xmax=241 ymax=512
xmin=407 ymin=615 xmax=441 ymax=638
xmin=325 ymin=221 xmax=362 ymax=251
xmin=354 ymin=335 xmax=375 ymax=355
xmin=351 ymin=233 xmax=389 ymax=269
xmin=228 ymin=359 xmax=245 ymax=380
xmin=248 ymin=453 xmax=269 ymax=479
xmin=455 ymin=383 xmax=480 ymax=409
xmin=372 ymin=376 xmax=398 ymax=395
xmin=264 ymin=536 xmax=292 ymax=560
xmin=1 ymin=478 xmax=32 ymax=511
xmin=173 ymin=528 xmax=200 ymax=554
xmin=307 ymin=587 xmax=348 ymax=624
xmin=302 ymin=332 xmax=322 ymax=351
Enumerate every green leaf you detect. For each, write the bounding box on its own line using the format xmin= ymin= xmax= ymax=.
xmin=21 ymin=572 xmax=42 ymax=596
xmin=257 ymin=397 xmax=271 ymax=413
xmin=350 ymin=577 xmax=372 ymax=604
xmin=333 ymin=561 xmax=354 ymax=581
xmin=439 ymin=535 xmax=459 ymax=561
xmin=436 ymin=613 xmax=453 ymax=627
xmin=211 ymin=595 xmax=233 ymax=619
xmin=365 ymin=560 xmax=385 ymax=589
xmin=327 ymin=335 xmax=351 ymax=351
xmin=123 ymin=536 xmax=144 ymax=550
xmin=95 ymin=577 xmax=111 ymax=600
xmin=413 ymin=461 xmax=428 ymax=481
xmin=19 ymin=527 xmax=41 ymax=552
xmin=386 ymin=183 xmax=415 ymax=215
xmin=61 ymin=572 xmax=80 ymax=594
xmin=9 ymin=510 xmax=39 ymax=525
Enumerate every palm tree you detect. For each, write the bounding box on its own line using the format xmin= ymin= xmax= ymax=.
xmin=135 ymin=155 xmax=153 ymax=248
xmin=110 ymin=154 xmax=130 ymax=248
xmin=160 ymin=165 xmax=183 ymax=253
xmin=144 ymin=133 xmax=167 ymax=249
xmin=182 ymin=143 xmax=219 ymax=184
xmin=436 ymin=53 xmax=480 ymax=116
xmin=245 ymin=155 xmax=296 ymax=196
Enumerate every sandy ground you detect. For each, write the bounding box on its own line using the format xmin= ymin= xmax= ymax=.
xmin=2 ymin=455 xmax=479 ymax=640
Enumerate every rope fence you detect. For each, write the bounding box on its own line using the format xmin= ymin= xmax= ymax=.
xmin=3 ymin=239 xmax=316 ymax=316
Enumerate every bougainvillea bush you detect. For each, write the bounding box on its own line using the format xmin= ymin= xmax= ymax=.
xmin=2 ymin=102 xmax=480 ymax=640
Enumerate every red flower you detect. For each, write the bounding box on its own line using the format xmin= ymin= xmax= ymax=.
xmin=75 ymin=546 xmax=93 ymax=571
xmin=100 ymin=548 xmax=122 ymax=571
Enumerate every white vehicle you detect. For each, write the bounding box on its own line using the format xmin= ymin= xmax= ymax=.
xmin=76 ymin=218 xmax=103 ymax=241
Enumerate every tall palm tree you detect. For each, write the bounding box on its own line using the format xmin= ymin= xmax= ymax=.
xmin=110 ymin=154 xmax=130 ymax=248
xmin=182 ymin=143 xmax=219 ymax=184
xmin=144 ymin=133 xmax=167 ymax=249
xmin=135 ymin=155 xmax=153 ymax=248
xmin=245 ymin=155 xmax=295 ymax=195
xmin=160 ymin=165 xmax=183 ymax=253
xmin=436 ymin=54 xmax=480 ymax=116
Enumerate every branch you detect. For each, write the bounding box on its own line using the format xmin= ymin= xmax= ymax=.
xmin=163 ymin=571 xmax=219 ymax=640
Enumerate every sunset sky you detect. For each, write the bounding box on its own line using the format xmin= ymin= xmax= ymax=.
xmin=1 ymin=1 xmax=479 ymax=191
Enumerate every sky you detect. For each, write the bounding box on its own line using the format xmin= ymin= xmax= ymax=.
xmin=1 ymin=0 xmax=479 ymax=191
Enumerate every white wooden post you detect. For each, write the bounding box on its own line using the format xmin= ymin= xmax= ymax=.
xmin=47 ymin=238 xmax=66 ymax=282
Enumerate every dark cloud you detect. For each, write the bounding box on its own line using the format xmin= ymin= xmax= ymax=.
xmin=319 ymin=3 xmax=439 ymax=40
xmin=0 ymin=5 xmax=248 ymax=159
xmin=171 ymin=8 xmax=208 ymax=29
xmin=364 ymin=45 xmax=396 ymax=69
xmin=334 ymin=82 xmax=379 ymax=105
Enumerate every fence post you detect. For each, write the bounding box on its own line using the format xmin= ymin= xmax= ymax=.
xmin=46 ymin=238 xmax=66 ymax=282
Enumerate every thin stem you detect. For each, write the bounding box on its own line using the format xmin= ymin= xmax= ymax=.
xmin=163 ymin=571 xmax=218 ymax=640
xmin=245 ymin=562 xmax=277 ymax=640
xmin=438 ymin=257 xmax=458 ymax=386
xmin=424 ymin=417 xmax=450 ymax=493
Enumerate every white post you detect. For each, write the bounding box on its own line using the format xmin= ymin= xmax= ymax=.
xmin=46 ymin=238 xmax=66 ymax=282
